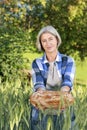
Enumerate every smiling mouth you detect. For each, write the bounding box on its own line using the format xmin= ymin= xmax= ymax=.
xmin=47 ymin=46 xmax=53 ymax=49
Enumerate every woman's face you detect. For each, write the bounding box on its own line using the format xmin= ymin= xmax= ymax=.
xmin=40 ymin=32 xmax=58 ymax=54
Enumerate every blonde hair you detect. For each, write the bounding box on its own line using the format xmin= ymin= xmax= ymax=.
xmin=36 ymin=25 xmax=62 ymax=51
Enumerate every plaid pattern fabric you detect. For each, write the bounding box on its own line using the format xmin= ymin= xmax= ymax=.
xmin=32 ymin=52 xmax=75 ymax=92
xmin=31 ymin=52 xmax=76 ymax=126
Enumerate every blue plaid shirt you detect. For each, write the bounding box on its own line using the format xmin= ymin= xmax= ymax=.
xmin=32 ymin=52 xmax=75 ymax=92
xmin=31 ymin=52 xmax=75 ymax=121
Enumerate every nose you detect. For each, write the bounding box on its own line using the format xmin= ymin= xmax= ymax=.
xmin=46 ymin=40 xmax=51 ymax=45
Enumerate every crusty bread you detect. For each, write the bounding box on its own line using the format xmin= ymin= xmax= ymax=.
xmin=30 ymin=90 xmax=74 ymax=110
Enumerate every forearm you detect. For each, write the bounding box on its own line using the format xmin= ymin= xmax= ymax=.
xmin=37 ymin=87 xmax=46 ymax=91
xmin=61 ymin=86 xmax=71 ymax=92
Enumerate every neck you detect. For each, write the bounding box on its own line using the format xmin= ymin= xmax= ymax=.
xmin=46 ymin=51 xmax=58 ymax=62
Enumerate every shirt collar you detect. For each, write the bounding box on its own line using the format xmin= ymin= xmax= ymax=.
xmin=42 ymin=52 xmax=62 ymax=64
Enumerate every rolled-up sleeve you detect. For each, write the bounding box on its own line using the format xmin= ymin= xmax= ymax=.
xmin=32 ymin=59 xmax=45 ymax=91
xmin=61 ymin=57 xmax=76 ymax=90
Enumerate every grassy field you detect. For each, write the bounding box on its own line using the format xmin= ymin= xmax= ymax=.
xmin=0 ymin=52 xmax=86 ymax=130
xmin=76 ymin=59 xmax=87 ymax=81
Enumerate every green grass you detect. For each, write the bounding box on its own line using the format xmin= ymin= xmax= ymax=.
xmin=23 ymin=52 xmax=43 ymax=69
xmin=76 ymin=59 xmax=87 ymax=82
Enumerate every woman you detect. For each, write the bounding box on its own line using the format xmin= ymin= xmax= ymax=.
xmin=31 ymin=25 xmax=76 ymax=130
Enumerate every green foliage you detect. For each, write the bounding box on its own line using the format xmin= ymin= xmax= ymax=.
xmin=0 ymin=79 xmax=87 ymax=130
xmin=0 ymin=76 xmax=31 ymax=130
xmin=73 ymin=85 xmax=87 ymax=130
xmin=0 ymin=81 xmax=87 ymax=130
xmin=0 ymin=26 xmax=33 ymax=130
xmin=0 ymin=0 xmax=87 ymax=60
xmin=0 ymin=26 xmax=33 ymax=81
xmin=44 ymin=0 xmax=87 ymax=60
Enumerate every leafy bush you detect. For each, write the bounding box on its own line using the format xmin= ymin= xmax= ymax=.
xmin=0 ymin=26 xmax=32 ymax=81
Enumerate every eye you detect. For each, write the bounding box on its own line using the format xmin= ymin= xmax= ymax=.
xmin=49 ymin=37 xmax=53 ymax=41
xmin=41 ymin=39 xmax=46 ymax=43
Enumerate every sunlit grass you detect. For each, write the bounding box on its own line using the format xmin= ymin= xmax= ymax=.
xmin=75 ymin=58 xmax=87 ymax=81
xmin=0 ymin=76 xmax=31 ymax=130
xmin=23 ymin=52 xmax=42 ymax=69
xmin=0 ymin=75 xmax=87 ymax=130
